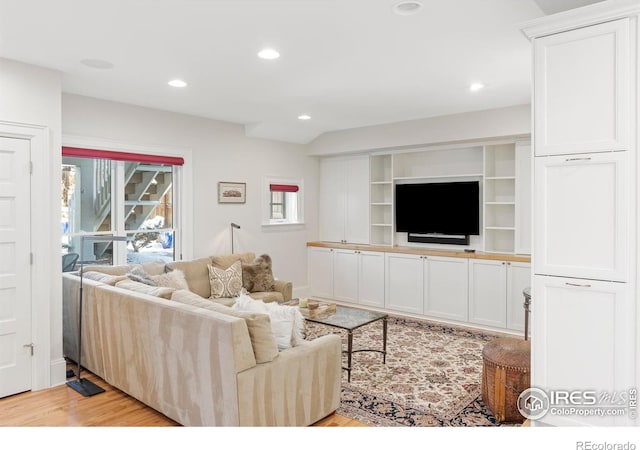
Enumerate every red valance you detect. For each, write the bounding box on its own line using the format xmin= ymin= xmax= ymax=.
xmin=62 ymin=146 xmax=184 ymax=166
xmin=270 ymin=184 xmax=299 ymax=193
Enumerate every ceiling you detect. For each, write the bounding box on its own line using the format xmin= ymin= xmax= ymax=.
xmin=0 ymin=0 xmax=604 ymax=144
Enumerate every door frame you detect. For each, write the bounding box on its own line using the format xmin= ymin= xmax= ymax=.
xmin=0 ymin=120 xmax=61 ymax=392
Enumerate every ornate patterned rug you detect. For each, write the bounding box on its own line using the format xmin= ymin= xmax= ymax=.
xmin=305 ymin=314 xmax=520 ymax=427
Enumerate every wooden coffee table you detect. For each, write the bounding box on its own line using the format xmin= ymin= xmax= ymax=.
xmin=304 ymin=305 xmax=388 ymax=382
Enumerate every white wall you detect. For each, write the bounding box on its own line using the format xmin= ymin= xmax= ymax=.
xmin=62 ymin=94 xmax=319 ymax=291
xmin=307 ymin=104 xmax=531 ymax=156
xmin=0 ymin=58 xmax=64 ymax=388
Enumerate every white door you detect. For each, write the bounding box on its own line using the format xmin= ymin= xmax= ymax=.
xmin=307 ymin=247 xmax=334 ymax=299
xmin=345 ymin=155 xmax=370 ymax=244
xmin=357 ymin=250 xmax=385 ymax=308
xmin=505 ymin=262 xmax=531 ymax=333
xmin=333 ymin=249 xmax=358 ymax=303
xmin=318 ymin=158 xmax=345 ymax=243
xmin=0 ymin=136 xmax=32 ymax=398
xmin=534 ymin=152 xmax=628 ymax=282
xmin=468 ymin=259 xmax=507 ymax=328
xmin=514 ymin=141 xmax=531 ymax=255
xmin=424 ymin=256 xmax=469 ymax=322
xmin=385 ymin=253 xmax=423 ymax=314
xmin=533 ymin=275 xmax=634 ymax=426
xmin=533 ymin=19 xmax=630 ymax=156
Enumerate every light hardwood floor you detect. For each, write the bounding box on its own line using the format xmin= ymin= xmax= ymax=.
xmin=0 ymin=367 xmax=365 ymax=427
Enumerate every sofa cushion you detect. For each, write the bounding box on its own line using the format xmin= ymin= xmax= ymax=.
xmin=233 ymin=292 xmax=304 ymax=350
xmin=126 ymin=266 xmax=156 ymax=285
xmin=208 ymin=260 xmax=243 ymax=298
xmin=115 ymin=279 xmax=175 ymax=299
xmin=170 ymin=289 xmax=279 ymax=363
xmin=165 ymin=257 xmax=212 ymax=298
xmin=81 ymin=271 xmax=129 ymax=286
xmin=247 ymin=291 xmax=284 ymax=303
xmin=151 ymin=269 xmax=189 ymax=290
xmin=242 ymin=254 xmax=275 ymax=293
xmin=81 ymin=264 xmax=132 ymax=276
xmin=140 ymin=260 xmax=167 ymax=275
xmin=210 ymin=252 xmax=255 ymax=269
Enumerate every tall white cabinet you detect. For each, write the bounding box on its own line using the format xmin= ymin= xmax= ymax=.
xmin=523 ymin=2 xmax=639 ymax=427
xmin=319 ymin=154 xmax=370 ymax=244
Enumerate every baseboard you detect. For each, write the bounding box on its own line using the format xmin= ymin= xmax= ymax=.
xmin=50 ymin=357 xmax=67 ymax=388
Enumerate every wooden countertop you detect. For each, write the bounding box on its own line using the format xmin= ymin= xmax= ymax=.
xmin=306 ymin=241 xmax=531 ymax=263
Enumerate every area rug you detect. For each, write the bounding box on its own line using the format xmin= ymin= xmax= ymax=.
xmin=305 ymin=314 xmax=519 ymax=427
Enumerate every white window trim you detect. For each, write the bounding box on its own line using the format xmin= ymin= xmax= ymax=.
xmin=62 ymin=134 xmax=194 ymax=261
xmin=262 ymin=175 xmax=305 ymax=226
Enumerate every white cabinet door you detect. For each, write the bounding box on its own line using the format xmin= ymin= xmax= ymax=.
xmin=319 ymin=158 xmax=345 ymax=243
xmin=358 ymin=250 xmax=385 ymax=308
xmin=423 ymin=256 xmax=468 ymax=322
xmin=468 ymin=259 xmax=507 ymax=328
xmin=307 ymin=247 xmax=334 ymax=299
xmin=532 ymin=275 xmax=634 ymax=426
xmin=534 ymin=152 xmax=628 ymax=282
xmin=333 ymin=249 xmax=358 ymax=303
xmin=534 ymin=19 xmax=630 ymax=156
xmin=385 ymin=253 xmax=423 ymax=314
xmin=505 ymin=261 xmax=531 ymax=333
xmin=345 ymin=155 xmax=370 ymax=244
xmin=514 ymin=141 xmax=531 ymax=255
xmin=319 ymin=155 xmax=370 ymax=244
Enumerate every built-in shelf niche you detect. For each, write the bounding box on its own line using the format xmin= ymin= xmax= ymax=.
xmin=393 ymin=146 xmax=483 ymax=179
xmin=484 ymin=143 xmax=518 ymax=253
xmin=370 ymin=154 xmax=394 ymax=246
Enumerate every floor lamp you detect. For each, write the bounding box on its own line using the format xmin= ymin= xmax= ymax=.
xmin=67 ymin=234 xmax=127 ymax=397
xmin=231 ymin=222 xmax=240 ymax=253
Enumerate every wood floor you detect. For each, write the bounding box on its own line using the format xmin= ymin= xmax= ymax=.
xmin=0 ymin=367 xmax=366 ymax=427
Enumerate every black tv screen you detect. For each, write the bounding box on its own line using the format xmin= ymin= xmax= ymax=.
xmin=395 ymin=181 xmax=480 ymax=235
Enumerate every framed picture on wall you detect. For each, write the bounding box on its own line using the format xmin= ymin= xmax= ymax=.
xmin=218 ymin=182 xmax=246 ymax=203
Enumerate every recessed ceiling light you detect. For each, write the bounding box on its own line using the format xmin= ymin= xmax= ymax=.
xmin=298 ymin=114 xmax=311 ymax=120
xmin=393 ymin=1 xmax=423 ymax=15
xmin=80 ymin=59 xmax=114 ymax=69
xmin=469 ymin=82 xmax=485 ymax=92
xmin=168 ymin=79 xmax=187 ymax=88
xmin=258 ymin=48 xmax=280 ymax=60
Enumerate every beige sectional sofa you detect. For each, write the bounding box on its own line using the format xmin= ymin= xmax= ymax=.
xmin=62 ymin=252 xmax=343 ymax=426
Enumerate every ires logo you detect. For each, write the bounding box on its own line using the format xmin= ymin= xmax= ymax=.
xmin=518 ymin=388 xmax=637 ymax=421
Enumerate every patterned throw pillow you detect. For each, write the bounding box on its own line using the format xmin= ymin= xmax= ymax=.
xmin=208 ymin=260 xmax=243 ymax=298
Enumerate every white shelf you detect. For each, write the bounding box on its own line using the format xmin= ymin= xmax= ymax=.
xmin=370 ymin=154 xmax=393 ymax=246
xmin=394 ymin=173 xmax=484 ymax=181
xmin=484 ymin=143 xmax=519 ymax=253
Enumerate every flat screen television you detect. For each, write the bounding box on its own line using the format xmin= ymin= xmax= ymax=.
xmin=395 ymin=181 xmax=480 ymax=236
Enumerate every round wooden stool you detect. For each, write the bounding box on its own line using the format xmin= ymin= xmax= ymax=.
xmin=481 ymin=337 xmax=531 ymax=423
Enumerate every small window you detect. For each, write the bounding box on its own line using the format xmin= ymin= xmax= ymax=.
xmin=263 ymin=177 xmax=304 ymax=225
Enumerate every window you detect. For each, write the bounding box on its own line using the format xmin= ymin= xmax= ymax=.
xmin=61 ymin=147 xmax=184 ymax=265
xmin=263 ymin=177 xmax=304 ymax=225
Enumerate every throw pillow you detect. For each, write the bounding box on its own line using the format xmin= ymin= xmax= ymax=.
xmin=115 ymin=279 xmax=175 ymax=299
xmin=208 ymin=260 xmax=243 ymax=298
xmin=242 ymin=254 xmax=275 ymax=293
xmin=170 ymin=289 xmax=279 ymax=363
xmin=233 ymin=292 xmax=304 ymax=350
xmin=80 ymin=271 xmax=129 ymax=286
xmin=151 ymin=269 xmax=189 ymax=290
xmin=126 ymin=266 xmax=156 ymax=286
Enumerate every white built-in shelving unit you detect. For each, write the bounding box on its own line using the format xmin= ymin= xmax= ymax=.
xmin=366 ymin=141 xmax=530 ymax=253
xmin=369 ymin=154 xmax=393 ymax=246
